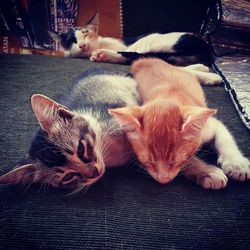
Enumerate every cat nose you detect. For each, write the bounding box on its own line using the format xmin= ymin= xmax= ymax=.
xmin=155 ymin=169 xmax=179 ymax=184
xmin=79 ymin=44 xmax=86 ymax=49
xmin=90 ymin=167 xmax=99 ymax=179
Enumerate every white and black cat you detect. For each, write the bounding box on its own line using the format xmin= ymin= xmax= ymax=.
xmin=49 ymin=14 xmax=213 ymax=66
xmin=0 ymin=68 xmax=139 ymax=191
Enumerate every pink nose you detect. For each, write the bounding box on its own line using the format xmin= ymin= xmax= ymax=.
xmin=79 ymin=44 xmax=86 ymax=49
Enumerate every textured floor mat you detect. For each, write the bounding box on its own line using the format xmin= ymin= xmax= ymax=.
xmin=0 ymin=54 xmax=250 ymax=250
xmin=215 ymin=55 xmax=250 ymax=129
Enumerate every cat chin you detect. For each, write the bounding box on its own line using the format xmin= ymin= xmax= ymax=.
xmin=50 ymin=167 xmax=105 ymax=189
xmin=86 ymin=173 xmax=104 ymax=185
xmin=147 ymin=169 xmax=179 ymax=184
xmin=151 ymin=175 xmax=176 ymax=185
xmin=96 ymin=165 xmax=105 ymax=177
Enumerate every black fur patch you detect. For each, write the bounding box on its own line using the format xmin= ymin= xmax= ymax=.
xmin=60 ymin=29 xmax=77 ymax=50
xmin=174 ymin=34 xmax=209 ymax=54
xmin=119 ymin=34 xmax=214 ymax=66
xmin=29 ymin=129 xmax=66 ymax=167
xmin=173 ymin=34 xmax=214 ymax=65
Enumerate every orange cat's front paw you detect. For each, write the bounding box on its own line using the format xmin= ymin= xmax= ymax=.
xmin=197 ymin=167 xmax=228 ymax=189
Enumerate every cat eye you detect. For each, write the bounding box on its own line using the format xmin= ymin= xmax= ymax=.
xmin=82 ymin=30 xmax=89 ymax=38
xmin=64 ymin=148 xmax=74 ymax=155
xmin=77 ymin=140 xmax=92 ymax=163
xmin=145 ymin=161 xmax=156 ymax=171
xmin=62 ymin=172 xmax=81 ymax=183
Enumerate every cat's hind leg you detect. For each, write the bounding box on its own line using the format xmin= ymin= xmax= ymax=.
xmin=183 ymin=156 xmax=228 ymax=189
xmin=185 ymin=64 xmax=210 ymax=72
xmin=90 ymin=49 xmax=127 ymax=63
xmin=202 ymin=118 xmax=250 ymax=181
xmin=186 ymin=68 xmax=222 ymax=85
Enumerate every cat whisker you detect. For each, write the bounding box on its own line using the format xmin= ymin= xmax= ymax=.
xmin=38 ymin=175 xmax=56 ymax=195
xmin=66 ymin=183 xmax=89 ymax=196
xmin=22 ymin=171 xmax=52 ymax=195
xmin=196 ymin=146 xmax=214 ymax=159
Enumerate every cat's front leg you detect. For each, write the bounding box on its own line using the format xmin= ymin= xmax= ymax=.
xmin=90 ymin=49 xmax=127 ymax=63
xmin=184 ymin=65 xmax=222 ymax=86
xmin=202 ymin=118 xmax=250 ymax=181
xmin=183 ymin=156 xmax=228 ymax=189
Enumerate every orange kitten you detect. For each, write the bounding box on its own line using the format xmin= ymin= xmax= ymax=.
xmin=109 ymin=58 xmax=250 ymax=189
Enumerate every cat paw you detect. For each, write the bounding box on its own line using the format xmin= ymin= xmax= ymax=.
xmin=185 ymin=64 xmax=210 ymax=72
xmin=90 ymin=49 xmax=108 ymax=62
xmin=197 ymin=167 xmax=228 ymax=189
xmin=90 ymin=49 xmax=118 ymax=63
xmin=218 ymin=155 xmax=250 ymax=181
xmin=203 ymin=73 xmax=222 ymax=85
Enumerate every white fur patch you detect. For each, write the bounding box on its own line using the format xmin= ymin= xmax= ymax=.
xmin=65 ymin=31 xmax=126 ymax=58
xmin=202 ymin=117 xmax=250 ymax=181
xmin=188 ymin=70 xmax=222 ymax=85
xmin=185 ymin=64 xmax=210 ymax=72
xmin=97 ymin=36 xmax=127 ymax=51
xmin=75 ymin=74 xmax=139 ymax=106
xmin=126 ymin=32 xmax=186 ymax=53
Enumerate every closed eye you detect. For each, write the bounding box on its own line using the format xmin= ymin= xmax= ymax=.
xmin=77 ymin=140 xmax=92 ymax=163
xmin=82 ymin=30 xmax=89 ymax=38
xmin=145 ymin=161 xmax=154 ymax=168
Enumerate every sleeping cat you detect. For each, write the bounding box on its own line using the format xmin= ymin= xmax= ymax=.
xmin=49 ymin=14 xmax=213 ymax=66
xmin=109 ymin=58 xmax=250 ymax=189
xmin=0 ymin=64 xmax=223 ymax=191
xmin=49 ymin=13 xmax=127 ymax=59
xmin=0 ymin=68 xmax=139 ymax=191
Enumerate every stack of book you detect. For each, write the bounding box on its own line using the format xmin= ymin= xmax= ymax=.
xmin=0 ymin=0 xmax=78 ymax=56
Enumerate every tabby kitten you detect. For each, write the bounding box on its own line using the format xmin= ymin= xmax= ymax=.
xmin=0 ymin=68 xmax=139 ymax=190
xmin=110 ymin=59 xmax=250 ymax=189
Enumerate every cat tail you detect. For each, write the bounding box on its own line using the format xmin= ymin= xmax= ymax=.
xmin=119 ymin=34 xmax=214 ymax=66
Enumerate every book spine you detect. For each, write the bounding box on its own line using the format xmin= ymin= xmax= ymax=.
xmin=0 ymin=0 xmax=33 ymax=48
xmin=56 ymin=0 xmax=78 ymax=33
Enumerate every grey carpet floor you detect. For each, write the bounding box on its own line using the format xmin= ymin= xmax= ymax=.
xmin=0 ymin=54 xmax=250 ymax=250
xmin=216 ymin=55 xmax=250 ymax=129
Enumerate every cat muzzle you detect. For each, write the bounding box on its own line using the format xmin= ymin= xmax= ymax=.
xmin=79 ymin=43 xmax=89 ymax=51
xmin=60 ymin=172 xmax=84 ymax=188
xmin=149 ymin=169 xmax=179 ymax=184
xmin=58 ymin=166 xmax=99 ymax=188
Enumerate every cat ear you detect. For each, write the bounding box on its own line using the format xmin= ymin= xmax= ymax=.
xmin=86 ymin=12 xmax=99 ymax=33
xmin=108 ymin=106 xmax=143 ymax=133
xmin=181 ymin=106 xmax=217 ymax=136
xmin=0 ymin=163 xmax=43 ymax=185
xmin=48 ymin=30 xmax=62 ymax=41
xmin=31 ymin=94 xmax=74 ymax=132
